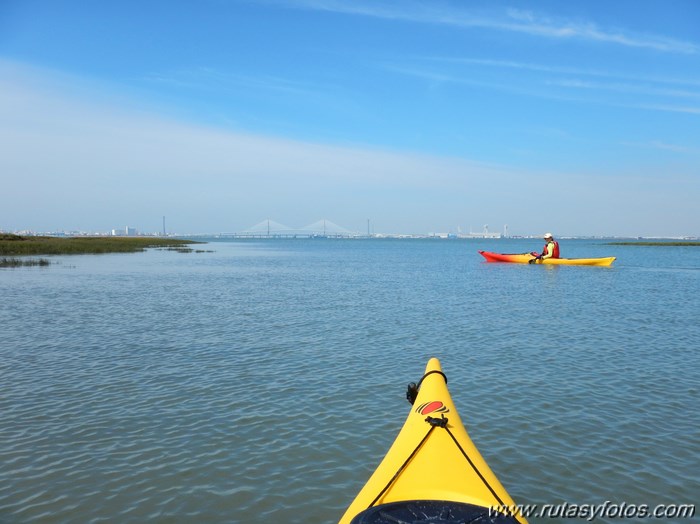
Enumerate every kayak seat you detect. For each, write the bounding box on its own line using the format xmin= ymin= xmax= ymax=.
xmin=350 ymin=499 xmax=521 ymax=523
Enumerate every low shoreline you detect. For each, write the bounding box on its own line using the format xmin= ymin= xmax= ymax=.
xmin=0 ymin=234 xmax=200 ymax=259
xmin=606 ymin=241 xmax=700 ymax=247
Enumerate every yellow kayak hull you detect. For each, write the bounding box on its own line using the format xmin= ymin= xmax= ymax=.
xmin=479 ymin=250 xmax=616 ymax=266
xmin=340 ymin=358 xmax=526 ymax=523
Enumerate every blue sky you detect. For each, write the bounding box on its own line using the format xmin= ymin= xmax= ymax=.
xmin=1 ymin=0 xmax=699 ymax=236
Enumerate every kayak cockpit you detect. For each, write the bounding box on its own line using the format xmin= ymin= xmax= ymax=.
xmin=350 ymin=499 xmax=521 ymax=523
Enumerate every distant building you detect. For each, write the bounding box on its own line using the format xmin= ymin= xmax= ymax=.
xmin=111 ymin=227 xmax=138 ymax=236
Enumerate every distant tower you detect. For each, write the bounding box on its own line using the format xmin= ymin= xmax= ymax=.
xmin=162 ymin=216 xmax=166 ymax=236
xmin=504 ymin=224 xmax=508 ymax=238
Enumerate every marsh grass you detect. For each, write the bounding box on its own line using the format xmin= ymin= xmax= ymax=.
xmin=0 ymin=234 xmax=200 ymax=256
xmin=0 ymin=257 xmax=51 ymax=268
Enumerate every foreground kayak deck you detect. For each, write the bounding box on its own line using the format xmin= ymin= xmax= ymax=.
xmin=479 ymin=250 xmax=616 ymax=266
xmin=340 ymin=358 xmax=526 ymax=524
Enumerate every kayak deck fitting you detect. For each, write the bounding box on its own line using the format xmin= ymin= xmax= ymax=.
xmin=478 ymin=250 xmax=616 ymax=266
xmin=340 ymin=358 xmax=526 ymax=524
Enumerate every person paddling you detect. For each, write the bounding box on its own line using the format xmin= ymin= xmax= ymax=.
xmin=530 ymin=233 xmax=560 ymax=263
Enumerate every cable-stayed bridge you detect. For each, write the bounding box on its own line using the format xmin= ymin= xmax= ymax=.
xmin=221 ymin=219 xmax=359 ymax=238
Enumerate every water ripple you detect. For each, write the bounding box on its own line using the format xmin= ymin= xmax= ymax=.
xmin=1 ymin=240 xmax=698 ymax=523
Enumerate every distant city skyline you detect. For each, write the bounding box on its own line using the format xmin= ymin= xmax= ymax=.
xmin=1 ymin=1 xmax=699 ymax=238
xmin=6 ymin=218 xmax=697 ymax=240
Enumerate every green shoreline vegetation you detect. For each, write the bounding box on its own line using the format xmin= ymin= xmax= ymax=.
xmin=0 ymin=234 xmax=203 ymax=266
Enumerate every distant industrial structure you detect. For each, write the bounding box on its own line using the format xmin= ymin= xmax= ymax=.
xmin=460 ymin=224 xmax=503 ymax=239
xmin=435 ymin=225 xmax=504 ymax=239
xmin=111 ymin=226 xmax=138 ymax=236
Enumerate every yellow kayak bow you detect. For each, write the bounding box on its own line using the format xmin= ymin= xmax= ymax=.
xmin=340 ymin=358 xmax=527 ymax=523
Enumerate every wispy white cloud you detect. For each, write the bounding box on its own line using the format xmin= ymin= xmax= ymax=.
xmin=380 ymin=55 xmax=700 ymax=117
xmin=146 ymin=67 xmax=322 ymax=97
xmin=382 ymin=63 xmax=700 ymax=117
xmin=637 ymin=103 xmax=700 ymax=116
xmin=2 ymin=59 xmax=698 ymax=236
xmin=422 ymin=56 xmax=700 ymax=89
xmin=0 ymin=60 xmax=539 ymax=233
xmin=622 ymin=140 xmax=700 ymax=155
xmin=278 ymin=0 xmax=699 ymax=54
xmin=648 ymin=141 xmax=699 ymax=154
xmin=549 ymin=78 xmax=700 ymax=99
xmin=503 ymin=8 xmax=697 ymax=53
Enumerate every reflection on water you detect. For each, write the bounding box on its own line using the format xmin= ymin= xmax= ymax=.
xmin=1 ymin=239 xmax=698 ymax=523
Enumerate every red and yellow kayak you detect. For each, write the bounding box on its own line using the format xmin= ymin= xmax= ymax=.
xmin=340 ymin=358 xmax=526 ymax=524
xmin=479 ymin=250 xmax=615 ymax=266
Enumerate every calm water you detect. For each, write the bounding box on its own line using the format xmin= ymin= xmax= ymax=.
xmin=1 ymin=238 xmax=698 ymax=523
